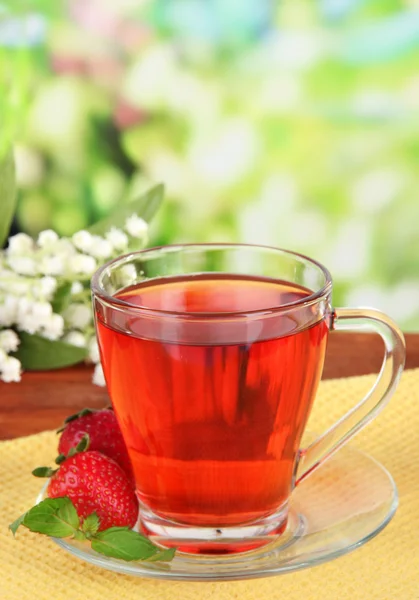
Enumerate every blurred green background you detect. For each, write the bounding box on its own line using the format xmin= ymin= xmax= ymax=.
xmin=1 ymin=0 xmax=419 ymax=329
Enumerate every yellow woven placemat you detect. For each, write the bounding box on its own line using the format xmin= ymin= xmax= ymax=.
xmin=1 ymin=370 xmax=418 ymax=600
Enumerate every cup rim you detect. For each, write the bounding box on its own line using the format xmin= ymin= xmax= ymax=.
xmin=91 ymin=243 xmax=333 ymax=319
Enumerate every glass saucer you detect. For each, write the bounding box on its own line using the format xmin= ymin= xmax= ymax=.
xmin=37 ymin=445 xmax=397 ymax=582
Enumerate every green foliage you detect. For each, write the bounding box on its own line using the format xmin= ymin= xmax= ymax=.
xmin=13 ymin=332 xmax=88 ymax=370
xmin=0 ymin=151 xmax=17 ymax=247
xmin=87 ymin=184 xmax=164 ymax=236
xmin=2 ymin=1 xmax=419 ymax=328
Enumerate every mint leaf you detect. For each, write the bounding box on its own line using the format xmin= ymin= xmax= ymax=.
xmin=82 ymin=513 xmax=100 ymax=537
xmin=0 ymin=150 xmax=17 ymax=248
xmin=74 ymin=530 xmax=87 ymax=541
xmin=146 ymin=547 xmax=176 ymax=562
xmin=87 ymin=184 xmax=163 ymax=236
xmin=91 ymin=527 xmax=162 ymax=561
xmin=9 ymin=513 xmax=26 ymax=536
xmin=13 ymin=332 xmax=88 ymax=370
xmin=22 ymin=498 xmax=80 ymax=538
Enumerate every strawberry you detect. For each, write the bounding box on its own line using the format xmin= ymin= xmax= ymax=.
xmin=58 ymin=408 xmax=134 ymax=484
xmin=48 ymin=450 xmax=139 ymax=531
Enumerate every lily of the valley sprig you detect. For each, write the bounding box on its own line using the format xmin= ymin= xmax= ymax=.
xmin=0 ymin=151 xmax=163 ymax=384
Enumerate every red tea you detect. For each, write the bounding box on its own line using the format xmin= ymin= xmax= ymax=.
xmin=96 ymin=274 xmax=328 ymax=527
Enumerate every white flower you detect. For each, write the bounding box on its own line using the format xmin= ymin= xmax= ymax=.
xmin=63 ymin=303 xmax=92 ymax=329
xmin=32 ymin=301 xmax=53 ymax=321
xmin=68 ymin=254 xmax=97 ymax=276
xmin=6 ymin=279 xmax=30 ymax=295
xmin=70 ymin=281 xmax=83 ymax=295
xmin=92 ymin=362 xmax=106 ymax=386
xmin=0 ymin=356 xmax=21 ymax=382
xmin=36 ymin=276 xmax=57 ymax=299
xmin=63 ymin=330 xmax=87 ymax=347
xmin=7 ymin=256 xmax=37 ymax=275
xmin=54 ymin=239 xmax=76 ymax=257
xmin=39 ymin=255 xmax=65 ymax=276
xmin=17 ymin=315 xmax=39 ymax=334
xmin=88 ymin=337 xmax=100 ymax=363
xmin=0 ymin=295 xmax=19 ymax=326
xmin=88 ymin=236 xmax=113 ymax=260
xmin=17 ymin=297 xmax=31 ymax=315
xmin=119 ymin=264 xmax=137 ymax=287
xmin=0 ymin=348 xmax=7 ymax=366
xmin=0 ymin=329 xmax=20 ymax=352
xmin=106 ymin=228 xmax=128 ymax=251
xmin=37 ymin=229 xmax=59 ymax=249
xmin=41 ymin=313 xmax=64 ymax=340
xmin=16 ymin=301 xmax=50 ymax=334
xmin=125 ymin=215 xmax=148 ymax=239
xmin=7 ymin=233 xmax=34 ymax=255
xmin=72 ymin=230 xmax=94 ymax=253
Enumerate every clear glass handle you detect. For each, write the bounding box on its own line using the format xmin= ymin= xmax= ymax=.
xmin=296 ymin=308 xmax=406 ymax=483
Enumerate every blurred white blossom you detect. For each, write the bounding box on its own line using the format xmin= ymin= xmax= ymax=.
xmin=125 ymin=215 xmax=148 ymax=239
xmin=92 ymin=362 xmax=106 ymax=386
xmin=1 ymin=212 xmax=149 ymax=385
xmin=64 ymin=303 xmax=92 ymax=329
xmin=39 ymin=255 xmax=65 ymax=276
xmin=68 ymin=254 xmax=97 ymax=276
xmin=37 ymin=229 xmax=59 ymax=249
xmin=41 ymin=313 xmax=65 ymax=340
xmin=0 ymin=356 xmax=21 ymax=383
xmin=119 ymin=263 xmax=137 ymax=287
xmin=88 ymin=237 xmax=113 ymax=260
xmin=63 ymin=330 xmax=87 ymax=347
xmin=106 ymin=228 xmax=128 ymax=251
xmin=88 ymin=337 xmax=100 ymax=363
xmin=7 ymin=256 xmax=37 ymax=275
xmin=0 ymin=296 xmax=19 ymax=327
xmin=0 ymin=329 xmax=20 ymax=353
xmin=36 ymin=276 xmax=57 ymax=299
xmin=72 ymin=230 xmax=94 ymax=253
xmin=70 ymin=281 xmax=84 ymax=295
xmin=7 ymin=233 xmax=34 ymax=255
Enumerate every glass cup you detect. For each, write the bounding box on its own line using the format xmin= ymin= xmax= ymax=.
xmin=91 ymin=244 xmax=405 ymax=554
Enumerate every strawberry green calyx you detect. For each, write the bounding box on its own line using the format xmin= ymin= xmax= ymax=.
xmin=64 ymin=408 xmax=95 ymax=425
xmin=67 ymin=433 xmax=90 ymax=456
xmin=32 ymin=466 xmax=57 ymax=478
xmin=32 ymin=433 xmax=90 ymax=477
xmin=57 ymin=408 xmax=95 ymax=433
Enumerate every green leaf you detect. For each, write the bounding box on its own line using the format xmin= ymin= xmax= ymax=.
xmin=22 ymin=497 xmax=80 ymax=538
xmin=91 ymin=527 xmax=162 ymax=561
xmin=74 ymin=529 xmax=87 ymax=542
xmin=9 ymin=512 xmax=26 ymax=536
xmin=0 ymin=150 xmax=17 ymax=248
xmin=146 ymin=547 xmax=177 ymax=562
xmin=82 ymin=513 xmax=100 ymax=537
xmin=32 ymin=467 xmax=57 ymax=478
xmin=87 ymin=184 xmax=164 ymax=236
xmin=51 ymin=282 xmax=72 ymax=314
xmin=12 ymin=332 xmax=88 ymax=370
